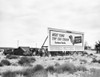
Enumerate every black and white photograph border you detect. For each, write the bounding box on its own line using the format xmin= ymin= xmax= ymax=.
xmin=0 ymin=0 xmax=100 ymax=77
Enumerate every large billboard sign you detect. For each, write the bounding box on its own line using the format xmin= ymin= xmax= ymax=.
xmin=48 ymin=28 xmax=84 ymax=51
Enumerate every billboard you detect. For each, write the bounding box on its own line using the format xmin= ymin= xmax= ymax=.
xmin=48 ymin=28 xmax=84 ymax=51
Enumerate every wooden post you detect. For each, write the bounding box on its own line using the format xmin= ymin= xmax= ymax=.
xmin=41 ymin=36 xmax=48 ymax=49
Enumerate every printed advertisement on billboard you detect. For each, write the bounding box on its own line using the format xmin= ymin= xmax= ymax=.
xmin=48 ymin=28 xmax=84 ymax=51
xmin=50 ymin=31 xmax=83 ymax=46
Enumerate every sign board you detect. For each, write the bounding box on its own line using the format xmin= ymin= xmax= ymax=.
xmin=48 ymin=28 xmax=84 ymax=51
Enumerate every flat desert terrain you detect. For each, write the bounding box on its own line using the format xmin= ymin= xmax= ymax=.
xmin=0 ymin=51 xmax=100 ymax=77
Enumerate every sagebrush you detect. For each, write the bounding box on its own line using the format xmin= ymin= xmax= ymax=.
xmin=1 ymin=59 xmax=11 ymax=66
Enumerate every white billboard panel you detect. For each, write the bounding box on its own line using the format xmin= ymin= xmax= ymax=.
xmin=48 ymin=28 xmax=84 ymax=51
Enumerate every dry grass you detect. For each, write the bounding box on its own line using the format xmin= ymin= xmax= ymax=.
xmin=46 ymin=66 xmax=55 ymax=73
xmin=2 ymin=71 xmax=16 ymax=77
xmin=18 ymin=56 xmax=35 ymax=66
xmin=1 ymin=56 xmax=100 ymax=77
xmin=46 ymin=63 xmax=88 ymax=74
xmin=55 ymin=62 xmax=77 ymax=73
xmin=54 ymin=62 xmax=60 ymax=66
xmin=1 ymin=64 xmax=47 ymax=77
xmin=80 ymin=59 xmax=87 ymax=64
xmin=20 ymin=64 xmax=45 ymax=77
xmin=6 ymin=55 xmax=19 ymax=59
xmin=76 ymin=65 xmax=88 ymax=72
xmin=80 ymin=68 xmax=100 ymax=77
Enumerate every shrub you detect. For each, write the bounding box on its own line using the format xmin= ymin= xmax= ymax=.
xmin=95 ymin=41 xmax=100 ymax=53
xmin=18 ymin=57 xmax=30 ymax=65
xmin=1 ymin=59 xmax=11 ymax=66
xmin=32 ymin=69 xmax=48 ymax=77
xmin=58 ymin=58 xmax=61 ymax=60
xmin=18 ymin=56 xmax=35 ymax=65
xmin=55 ymin=62 xmax=60 ymax=66
xmin=3 ymin=49 xmax=13 ymax=55
xmin=23 ymin=64 xmax=44 ymax=77
xmin=0 ymin=62 xmax=3 ymax=67
xmin=76 ymin=65 xmax=87 ymax=71
xmin=80 ymin=59 xmax=87 ymax=64
xmin=55 ymin=63 xmax=76 ymax=73
xmin=2 ymin=65 xmax=46 ymax=77
xmin=97 ymin=60 xmax=100 ymax=63
xmin=90 ymin=68 xmax=96 ymax=73
xmin=29 ymin=57 xmax=36 ymax=62
xmin=6 ymin=55 xmax=19 ymax=59
xmin=2 ymin=71 xmax=16 ymax=77
xmin=23 ymin=51 xmax=32 ymax=56
xmin=46 ymin=66 xmax=55 ymax=73
xmin=11 ymin=63 xmax=18 ymax=66
xmin=92 ymin=58 xmax=98 ymax=63
xmin=33 ymin=64 xmax=44 ymax=71
xmin=51 ymin=58 xmax=54 ymax=60
xmin=81 ymin=68 xmax=100 ymax=77
xmin=92 ymin=58 xmax=100 ymax=63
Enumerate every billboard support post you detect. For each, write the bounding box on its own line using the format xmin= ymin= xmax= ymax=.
xmin=41 ymin=36 xmax=48 ymax=49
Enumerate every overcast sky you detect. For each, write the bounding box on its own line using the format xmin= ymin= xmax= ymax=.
xmin=0 ymin=0 xmax=100 ymax=48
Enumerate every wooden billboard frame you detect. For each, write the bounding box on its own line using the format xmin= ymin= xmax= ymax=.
xmin=48 ymin=27 xmax=84 ymax=51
